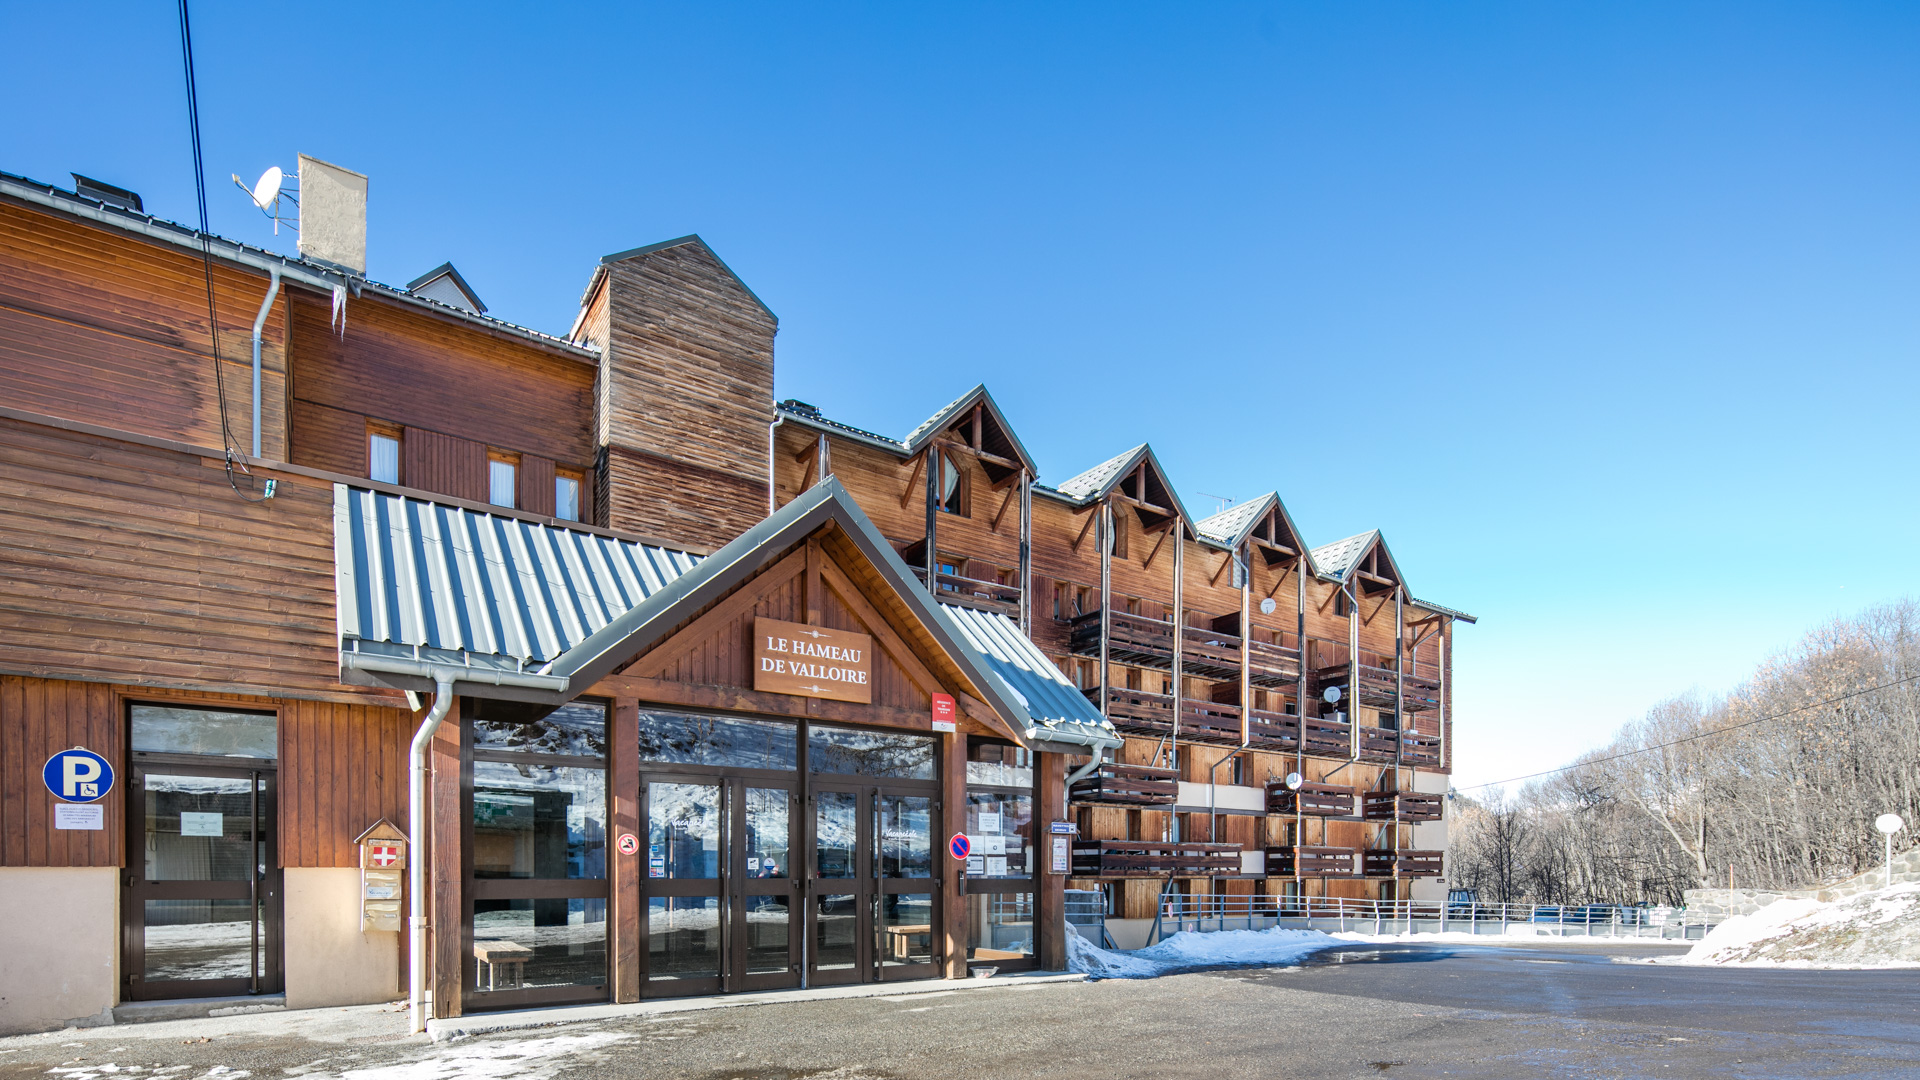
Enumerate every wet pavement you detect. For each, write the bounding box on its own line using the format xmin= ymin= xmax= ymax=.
xmin=2 ymin=939 xmax=1915 ymax=1079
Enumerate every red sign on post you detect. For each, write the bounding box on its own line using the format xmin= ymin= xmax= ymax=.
xmin=931 ymin=692 xmax=957 ymax=733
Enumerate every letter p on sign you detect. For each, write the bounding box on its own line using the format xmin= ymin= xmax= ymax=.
xmin=43 ymin=748 xmax=114 ymax=803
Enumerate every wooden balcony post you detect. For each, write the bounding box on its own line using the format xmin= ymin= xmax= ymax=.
xmin=1347 ymin=583 xmax=1360 ymax=761
xmin=610 ymin=698 xmax=641 ymax=1002
xmin=1018 ymin=468 xmax=1032 ymax=637
xmin=1295 ymin=559 xmax=1306 ymax=888
xmin=1239 ymin=542 xmax=1251 ymax=747
xmin=942 ymin=729 xmax=967 ymax=980
xmin=1438 ymin=625 xmax=1449 ymax=773
xmin=924 ymin=448 xmax=939 ymax=588
xmin=1098 ymin=501 xmax=1111 ymax=720
xmin=1170 ymin=518 xmax=1183 ymax=772
xmin=1036 ymin=751 xmax=1067 ymax=970
xmin=1393 ymin=588 xmax=1405 ymax=874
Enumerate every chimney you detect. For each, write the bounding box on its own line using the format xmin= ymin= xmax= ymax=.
xmin=296 ymin=153 xmax=367 ymax=275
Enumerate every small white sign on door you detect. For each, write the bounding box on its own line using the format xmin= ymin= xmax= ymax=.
xmin=978 ymin=811 xmax=1001 ymax=834
xmin=974 ymin=834 xmax=1006 ymax=855
xmin=180 ymin=812 xmax=224 ymax=837
xmin=54 ymin=803 xmax=104 ymax=831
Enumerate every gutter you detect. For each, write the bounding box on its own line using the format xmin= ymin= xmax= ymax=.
xmin=340 ymin=652 xmax=572 ymax=697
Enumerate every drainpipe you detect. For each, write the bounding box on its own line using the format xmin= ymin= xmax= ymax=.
xmin=249 ymin=266 xmax=282 ymax=459
xmin=1065 ymin=748 xmax=1106 ymax=787
xmin=409 ymin=675 xmax=455 ymax=1035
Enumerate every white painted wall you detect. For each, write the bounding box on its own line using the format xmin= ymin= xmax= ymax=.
xmin=283 ymin=868 xmax=401 ymax=1009
xmin=0 ymin=867 xmax=117 ymax=1034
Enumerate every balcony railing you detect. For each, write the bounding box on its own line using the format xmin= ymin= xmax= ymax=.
xmin=1067 ymin=610 xmax=1300 ymax=684
xmin=1362 ymin=849 xmax=1443 ymax=878
xmin=1266 ymin=845 xmax=1359 ymax=877
xmin=1361 ymin=791 xmax=1444 ymax=822
xmin=911 ymin=567 xmax=1021 ymax=617
xmin=1089 ymin=688 xmax=1311 ymax=752
xmin=1267 ymin=781 xmax=1355 ymax=817
xmin=1068 ymin=762 xmax=1178 ymax=807
xmin=1313 ymin=660 xmax=1442 ymax=713
xmin=1355 ymin=726 xmax=1442 ymax=766
xmin=1358 ymin=726 xmax=1399 ymax=763
xmin=1071 ymin=840 xmax=1243 ymax=878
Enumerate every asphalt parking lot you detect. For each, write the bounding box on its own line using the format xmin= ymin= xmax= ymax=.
xmin=4 ymin=940 xmax=1916 ymax=1080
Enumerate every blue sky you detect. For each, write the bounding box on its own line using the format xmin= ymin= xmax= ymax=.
xmin=10 ymin=2 xmax=1920 ymax=789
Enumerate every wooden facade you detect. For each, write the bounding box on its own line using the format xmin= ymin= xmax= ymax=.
xmin=0 ymin=167 xmax=1464 ymax=1027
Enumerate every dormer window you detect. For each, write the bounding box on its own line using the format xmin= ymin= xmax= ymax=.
xmin=939 ymin=453 xmax=968 ymax=516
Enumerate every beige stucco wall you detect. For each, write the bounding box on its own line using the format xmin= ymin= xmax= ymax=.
xmin=283 ymin=868 xmax=401 ymax=1009
xmin=0 ymin=867 xmax=118 ymax=1034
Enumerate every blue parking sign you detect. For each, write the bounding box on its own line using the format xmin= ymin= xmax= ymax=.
xmin=43 ymin=747 xmax=114 ymax=802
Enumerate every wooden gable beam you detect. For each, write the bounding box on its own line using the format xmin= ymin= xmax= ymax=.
xmin=990 ymin=483 xmax=1017 ymax=534
xmin=899 ymin=450 xmax=926 ymax=509
xmin=1070 ymin=504 xmax=1099 ymax=554
xmin=625 ymin=545 xmax=809 ymax=680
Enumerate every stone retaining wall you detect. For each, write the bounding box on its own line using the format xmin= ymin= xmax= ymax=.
xmin=1684 ymin=848 xmax=1920 ymax=917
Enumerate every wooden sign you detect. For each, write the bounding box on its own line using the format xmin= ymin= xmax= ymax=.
xmin=753 ymin=617 xmax=873 ymax=704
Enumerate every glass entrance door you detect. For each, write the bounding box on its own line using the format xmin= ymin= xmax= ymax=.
xmin=642 ymin=776 xmax=801 ymax=996
xmin=807 ymin=785 xmax=937 ymax=986
xmin=123 ymin=763 xmax=279 ymax=1000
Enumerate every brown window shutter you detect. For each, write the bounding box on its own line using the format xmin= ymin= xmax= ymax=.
xmin=404 ymin=427 xmax=489 ymax=503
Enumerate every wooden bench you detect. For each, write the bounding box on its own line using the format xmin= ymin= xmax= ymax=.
xmin=885 ymin=923 xmax=932 ymax=960
xmin=473 ymin=940 xmax=533 ymax=990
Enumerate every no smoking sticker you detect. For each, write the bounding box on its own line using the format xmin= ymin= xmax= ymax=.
xmin=617 ymin=833 xmax=640 ymax=856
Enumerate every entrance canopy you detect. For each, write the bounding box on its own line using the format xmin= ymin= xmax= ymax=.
xmin=334 ymin=479 xmax=1117 ymax=751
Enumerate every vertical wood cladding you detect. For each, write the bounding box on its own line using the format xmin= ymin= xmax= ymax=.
xmin=0 ymin=413 xmax=398 ymax=703
xmin=403 ymin=427 xmax=488 ymax=504
xmin=0 ymin=201 xmax=288 ymax=459
xmin=1 ymin=678 xmax=408 ymax=869
xmin=518 ymin=455 xmax=556 ymax=518
xmin=596 ymin=240 xmax=775 ymax=545
xmin=0 ymin=676 xmax=121 ymax=868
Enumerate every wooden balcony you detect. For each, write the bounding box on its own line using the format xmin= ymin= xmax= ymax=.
xmin=1067 ymin=611 xmax=1298 ymax=684
xmin=1361 ymin=791 xmax=1444 ymax=822
xmin=1312 ymin=661 xmax=1442 ymax=713
xmin=1362 ymin=849 xmax=1443 ymax=878
xmin=1071 ymin=840 xmax=1242 ymax=878
xmin=1090 ymin=689 xmax=1307 ymax=752
xmin=910 ymin=567 xmax=1020 ymax=617
xmin=1358 ymin=726 xmax=1399 ymax=763
xmin=1356 ymin=727 xmax=1442 ymax=766
xmin=1302 ymin=714 xmax=1352 ymax=757
xmin=1401 ymin=731 xmax=1442 ymax=767
xmin=1069 ymin=762 xmax=1177 ymax=807
xmin=1267 ymin=781 xmax=1355 ymax=817
xmin=1266 ymin=845 xmax=1359 ymax=877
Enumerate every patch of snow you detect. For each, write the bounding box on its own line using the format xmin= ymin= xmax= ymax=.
xmin=1066 ymin=923 xmax=1341 ymax=978
xmin=1663 ymin=882 xmax=1920 ymax=968
xmin=1327 ymin=929 xmax=1661 ymax=946
xmin=314 ymin=1031 xmax=637 ymax=1080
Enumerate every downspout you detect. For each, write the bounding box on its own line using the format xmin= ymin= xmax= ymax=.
xmin=766 ymin=416 xmax=782 ymax=514
xmin=1065 ymin=748 xmax=1106 ymax=787
xmin=249 ymin=266 xmax=282 ymax=458
xmin=409 ymin=675 xmax=455 ymax=1035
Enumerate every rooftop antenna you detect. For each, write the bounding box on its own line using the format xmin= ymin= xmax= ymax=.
xmin=1196 ymin=492 xmax=1232 ymax=516
xmin=231 ymin=165 xmax=297 ymax=234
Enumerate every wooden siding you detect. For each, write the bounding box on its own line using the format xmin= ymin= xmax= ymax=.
xmin=278 ymin=697 xmax=414 ymax=868
xmin=0 ymin=676 xmax=121 ymax=868
xmin=0 ymin=413 xmax=398 ymax=704
xmin=595 ymin=241 xmax=774 ymax=542
xmin=0 ymin=200 xmax=288 ymax=459
xmin=404 ymin=426 xmax=488 ymax=504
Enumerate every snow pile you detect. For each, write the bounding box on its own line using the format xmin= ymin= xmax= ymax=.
xmin=1066 ymin=923 xmax=1341 ymax=978
xmin=1670 ymin=882 xmax=1920 ymax=968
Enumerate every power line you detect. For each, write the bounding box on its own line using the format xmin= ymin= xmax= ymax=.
xmin=1455 ymin=671 xmax=1920 ymax=794
xmin=177 ymin=0 xmax=271 ymax=502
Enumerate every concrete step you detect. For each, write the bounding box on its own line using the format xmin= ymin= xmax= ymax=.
xmin=112 ymin=994 xmax=286 ymax=1025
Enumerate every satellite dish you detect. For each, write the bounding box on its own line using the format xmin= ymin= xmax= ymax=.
xmin=1875 ymin=813 xmax=1905 ymax=836
xmin=1259 ymin=597 xmax=1277 ymax=615
xmin=1284 ymin=772 xmax=1303 ymax=791
xmin=1322 ymin=686 xmax=1342 ymax=704
xmin=248 ymin=166 xmax=284 ymax=210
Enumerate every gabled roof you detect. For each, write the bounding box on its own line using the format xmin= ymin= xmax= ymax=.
xmin=900 ymin=384 xmax=1038 ymax=477
xmin=1310 ymin=529 xmax=1407 ymax=595
xmin=405 ymin=261 xmax=487 ymax=314
xmin=1048 ymin=443 xmax=1194 ymax=528
xmin=337 ymin=478 xmax=1116 ymax=748
xmin=596 ymin=234 xmax=776 ymax=322
xmin=1410 ymin=597 xmax=1479 ymax=624
xmin=1194 ymin=492 xmax=1317 ymax=574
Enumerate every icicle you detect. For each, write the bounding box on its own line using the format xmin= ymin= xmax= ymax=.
xmin=331 ymin=283 xmax=348 ymax=336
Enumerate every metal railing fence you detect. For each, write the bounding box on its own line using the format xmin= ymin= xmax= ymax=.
xmin=1146 ymin=893 xmax=1719 ymax=943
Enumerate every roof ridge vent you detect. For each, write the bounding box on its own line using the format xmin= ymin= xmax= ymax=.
xmin=781 ymin=399 xmax=821 ymax=418
xmin=71 ymin=173 xmax=143 ymax=212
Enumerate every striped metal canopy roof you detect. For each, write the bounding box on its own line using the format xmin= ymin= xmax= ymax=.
xmin=333 ymin=485 xmax=702 ymax=672
xmin=939 ymin=603 xmax=1118 ymax=748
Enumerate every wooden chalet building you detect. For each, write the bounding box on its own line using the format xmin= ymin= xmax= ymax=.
xmin=0 ymin=165 xmax=1470 ymax=1033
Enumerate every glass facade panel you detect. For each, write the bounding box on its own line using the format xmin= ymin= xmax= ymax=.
xmin=743 ymin=894 xmax=792 ymax=974
xmin=965 ymin=760 xmax=1033 ymax=788
xmin=878 ymin=893 xmax=934 ymax=966
xmin=143 ymin=774 xmax=260 ymax=882
xmin=648 ymin=897 xmax=720 ymax=980
xmin=878 ymin=795 xmax=932 ymax=878
xmin=967 ymin=893 xmax=1034 ymax=962
xmin=472 ymin=900 xmax=607 ymax=991
xmin=472 ymin=764 xmax=607 ymax=880
xmin=815 ymin=791 xmax=858 ymax=878
xmin=143 ymin=899 xmax=259 ymax=981
xmin=131 ymin=706 xmax=277 ymax=759
xmin=473 ymin=701 xmax=607 ymax=756
xmin=814 ymin=893 xmax=859 ymax=971
xmin=648 ymin=783 xmax=720 ymax=879
xmin=808 ymin=727 xmax=934 ymax=779
xmin=637 ymin=713 xmax=797 ymax=770
xmin=744 ymin=787 xmax=790 ymax=879
xmin=964 ymin=790 xmax=1032 ymax=879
